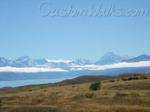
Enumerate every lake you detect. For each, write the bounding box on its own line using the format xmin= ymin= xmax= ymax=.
xmin=0 ymin=78 xmax=73 ymax=88
xmin=0 ymin=72 xmax=77 ymax=88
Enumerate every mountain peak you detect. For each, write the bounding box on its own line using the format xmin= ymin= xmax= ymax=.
xmin=96 ymin=52 xmax=127 ymax=65
xmin=0 ymin=57 xmax=10 ymax=66
xmin=14 ymin=56 xmax=31 ymax=63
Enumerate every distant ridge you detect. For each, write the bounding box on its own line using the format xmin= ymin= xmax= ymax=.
xmin=122 ymin=54 xmax=150 ymax=62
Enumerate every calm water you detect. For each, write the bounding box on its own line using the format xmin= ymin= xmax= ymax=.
xmin=0 ymin=78 xmax=73 ymax=88
xmin=0 ymin=72 xmax=77 ymax=88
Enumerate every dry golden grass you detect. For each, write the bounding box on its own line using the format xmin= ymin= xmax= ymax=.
xmin=0 ymin=75 xmax=150 ymax=112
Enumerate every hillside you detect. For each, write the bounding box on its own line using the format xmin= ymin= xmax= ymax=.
xmin=0 ymin=73 xmax=150 ymax=112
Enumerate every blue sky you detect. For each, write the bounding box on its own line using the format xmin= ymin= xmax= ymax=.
xmin=0 ymin=0 xmax=150 ymax=60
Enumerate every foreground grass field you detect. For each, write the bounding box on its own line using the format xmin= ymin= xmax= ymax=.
xmin=0 ymin=74 xmax=150 ymax=112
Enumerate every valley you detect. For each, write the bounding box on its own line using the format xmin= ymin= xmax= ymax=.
xmin=0 ymin=73 xmax=150 ymax=112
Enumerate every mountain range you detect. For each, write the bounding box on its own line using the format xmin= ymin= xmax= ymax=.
xmin=0 ymin=52 xmax=150 ymax=68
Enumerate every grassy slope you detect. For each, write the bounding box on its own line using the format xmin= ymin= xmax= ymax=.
xmin=0 ymin=74 xmax=150 ymax=112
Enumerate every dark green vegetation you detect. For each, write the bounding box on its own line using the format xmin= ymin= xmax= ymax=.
xmin=0 ymin=73 xmax=150 ymax=112
xmin=89 ymin=80 xmax=101 ymax=91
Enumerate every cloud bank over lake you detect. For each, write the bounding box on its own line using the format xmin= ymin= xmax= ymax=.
xmin=0 ymin=67 xmax=67 ymax=73
xmin=0 ymin=61 xmax=150 ymax=73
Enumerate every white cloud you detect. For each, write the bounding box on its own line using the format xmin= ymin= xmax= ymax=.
xmin=71 ymin=61 xmax=150 ymax=71
xmin=45 ymin=59 xmax=72 ymax=64
xmin=0 ymin=67 xmax=68 ymax=73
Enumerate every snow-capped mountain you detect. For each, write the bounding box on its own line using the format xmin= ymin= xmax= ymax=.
xmin=0 ymin=53 xmax=150 ymax=73
xmin=122 ymin=54 xmax=150 ymax=62
xmin=0 ymin=56 xmax=48 ymax=67
xmin=0 ymin=53 xmax=150 ymax=68
xmin=96 ymin=52 xmax=129 ymax=65
xmin=12 ymin=56 xmax=35 ymax=67
xmin=72 ymin=59 xmax=93 ymax=65
xmin=0 ymin=57 xmax=10 ymax=66
xmin=34 ymin=58 xmax=48 ymax=65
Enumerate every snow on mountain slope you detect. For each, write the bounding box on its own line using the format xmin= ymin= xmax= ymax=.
xmin=96 ymin=52 xmax=129 ymax=65
xmin=0 ymin=53 xmax=150 ymax=73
